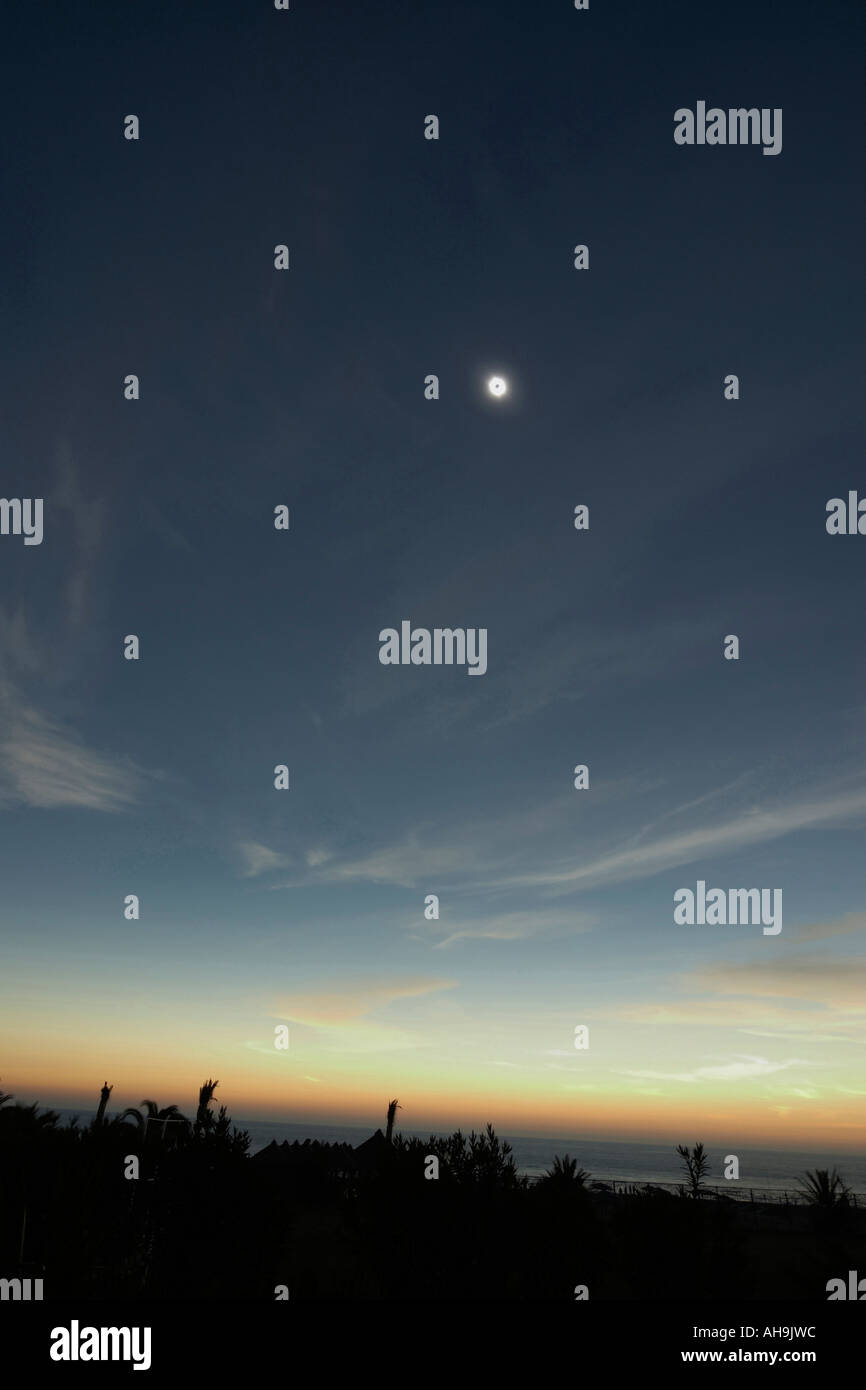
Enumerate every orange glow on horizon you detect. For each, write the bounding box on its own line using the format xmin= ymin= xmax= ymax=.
xmin=7 ymin=1058 xmax=866 ymax=1154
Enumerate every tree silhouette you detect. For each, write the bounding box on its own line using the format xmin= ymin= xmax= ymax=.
xmin=394 ymin=1124 xmax=525 ymax=1189
xmin=385 ymin=1098 xmax=401 ymax=1144
xmin=196 ymin=1079 xmax=219 ymax=1134
xmin=541 ymin=1154 xmax=591 ymax=1188
xmin=676 ymin=1142 xmax=710 ymax=1198
xmin=799 ymin=1167 xmax=850 ymax=1207
xmin=119 ymin=1100 xmax=190 ymax=1145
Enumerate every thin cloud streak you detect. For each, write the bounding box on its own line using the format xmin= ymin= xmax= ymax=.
xmin=276 ymin=779 xmax=866 ymax=901
xmin=272 ymin=977 xmax=458 ymax=1027
xmin=237 ymin=841 xmax=291 ymax=877
xmin=0 ymin=687 xmax=142 ymax=812
xmin=620 ymin=1055 xmax=818 ymax=1084
xmin=429 ymin=907 xmax=597 ymax=948
xmin=501 ymin=783 xmax=866 ymax=893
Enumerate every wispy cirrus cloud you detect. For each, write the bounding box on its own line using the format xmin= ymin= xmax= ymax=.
xmin=500 ymin=781 xmax=866 ymax=894
xmin=616 ymin=937 xmax=866 ymax=1043
xmin=278 ymin=834 xmax=489 ymax=890
xmin=427 ymin=906 xmax=596 ymax=948
xmin=273 ymin=778 xmax=661 ymax=895
xmin=739 ymin=1030 xmax=866 ymax=1045
xmin=619 ymin=1055 xmax=818 ymax=1084
xmin=272 ymin=778 xmax=866 ymax=903
xmin=236 ymin=841 xmax=291 ymax=877
xmin=273 ymin=976 xmax=457 ymax=1027
xmin=0 ymin=686 xmax=141 ymax=812
xmin=619 ymin=997 xmax=865 ymax=1038
xmin=305 ymin=847 xmax=332 ymax=867
xmin=0 ymin=451 xmax=131 ymax=815
xmin=789 ymin=911 xmax=866 ymax=943
xmin=692 ymin=958 xmax=866 ymax=1010
xmin=270 ymin=976 xmax=458 ymax=1057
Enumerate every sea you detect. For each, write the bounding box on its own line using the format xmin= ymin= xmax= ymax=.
xmin=50 ymin=1110 xmax=866 ymax=1201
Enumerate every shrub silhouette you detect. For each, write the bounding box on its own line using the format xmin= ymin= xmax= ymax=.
xmin=394 ymin=1124 xmax=525 ymax=1189
xmin=799 ymin=1167 xmax=850 ymax=1207
xmin=676 ymin=1141 xmax=710 ymax=1198
xmin=540 ymin=1154 xmax=591 ymax=1188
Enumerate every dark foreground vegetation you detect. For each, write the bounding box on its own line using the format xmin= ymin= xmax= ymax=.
xmin=1 ymin=1085 xmax=863 ymax=1300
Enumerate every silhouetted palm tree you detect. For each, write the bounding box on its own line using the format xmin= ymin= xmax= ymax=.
xmin=799 ymin=1167 xmax=850 ymax=1207
xmin=195 ymin=1079 xmax=219 ymax=1134
xmin=541 ymin=1154 xmax=591 ymax=1187
xmin=119 ymin=1100 xmax=188 ymax=1143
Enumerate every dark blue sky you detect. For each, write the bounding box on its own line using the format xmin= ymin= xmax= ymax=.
xmin=2 ymin=0 xmax=865 ymax=1144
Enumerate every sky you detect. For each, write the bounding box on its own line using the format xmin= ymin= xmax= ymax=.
xmin=1 ymin=0 xmax=865 ymax=1153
